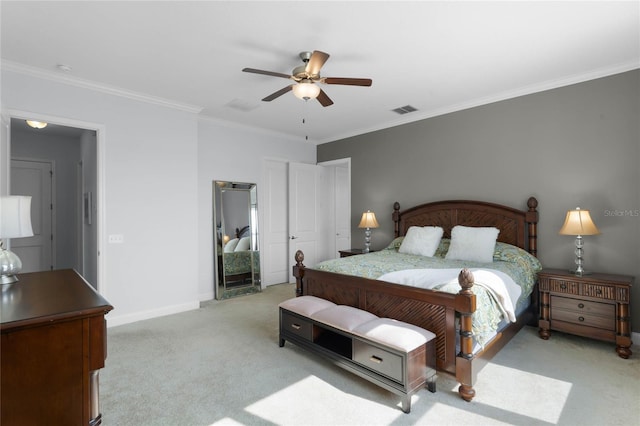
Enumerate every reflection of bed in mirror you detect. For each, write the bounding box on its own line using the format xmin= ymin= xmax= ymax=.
xmin=221 ymin=226 xmax=260 ymax=286
xmin=213 ymin=181 xmax=261 ymax=300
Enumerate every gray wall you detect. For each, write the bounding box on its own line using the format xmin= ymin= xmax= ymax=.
xmin=318 ymin=69 xmax=640 ymax=332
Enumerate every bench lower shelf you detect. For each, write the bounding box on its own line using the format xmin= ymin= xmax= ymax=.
xmin=279 ymin=308 xmax=436 ymax=413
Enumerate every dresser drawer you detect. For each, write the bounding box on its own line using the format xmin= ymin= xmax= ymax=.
xmin=280 ymin=310 xmax=313 ymax=341
xmin=353 ymin=340 xmax=403 ymax=382
xmin=551 ymin=296 xmax=615 ymax=317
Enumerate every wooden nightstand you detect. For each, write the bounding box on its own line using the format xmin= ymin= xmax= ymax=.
xmin=339 ymin=249 xmax=375 ymax=258
xmin=538 ymin=268 xmax=633 ymax=358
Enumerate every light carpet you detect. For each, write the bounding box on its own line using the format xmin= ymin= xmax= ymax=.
xmin=101 ymin=283 xmax=640 ymax=425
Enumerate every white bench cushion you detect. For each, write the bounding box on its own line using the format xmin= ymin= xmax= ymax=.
xmin=353 ymin=318 xmax=436 ymax=352
xmin=279 ymin=296 xmax=336 ymax=317
xmin=311 ymin=305 xmax=379 ymax=332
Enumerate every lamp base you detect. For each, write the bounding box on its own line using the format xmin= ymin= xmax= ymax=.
xmin=0 ymin=246 xmax=23 ymax=285
xmin=568 ymin=269 xmax=592 ymax=277
xmin=1 ymin=274 xmax=18 ymax=285
xmin=363 ymin=228 xmax=372 ymax=253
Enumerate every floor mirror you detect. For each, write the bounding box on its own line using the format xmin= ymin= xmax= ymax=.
xmin=213 ymin=181 xmax=260 ymax=299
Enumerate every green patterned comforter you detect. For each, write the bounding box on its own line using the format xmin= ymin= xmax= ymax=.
xmin=313 ymin=240 xmax=541 ymax=343
xmin=224 ymin=250 xmax=260 ymax=275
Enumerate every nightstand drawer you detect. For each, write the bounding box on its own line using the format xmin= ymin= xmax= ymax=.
xmin=551 ymin=296 xmax=615 ymax=317
xmin=353 ymin=340 xmax=403 ymax=382
xmin=546 ymin=278 xmax=580 ymax=295
xmin=281 ymin=311 xmax=313 ymax=341
xmin=552 ymin=309 xmax=615 ymax=330
xmin=582 ymin=283 xmax=616 ymax=300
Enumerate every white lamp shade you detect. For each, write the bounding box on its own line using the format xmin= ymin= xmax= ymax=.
xmin=292 ymin=81 xmax=321 ymax=100
xmin=358 ymin=211 xmax=379 ymax=229
xmin=558 ymin=207 xmax=600 ymax=236
xmin=0 ymin=196 xmax=34 ymax=238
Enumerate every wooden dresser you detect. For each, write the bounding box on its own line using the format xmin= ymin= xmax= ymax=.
xmin=1 ymin=269 xmax=113 ymax=425
xmin=538 ymin=268 xmax=633 ymax=358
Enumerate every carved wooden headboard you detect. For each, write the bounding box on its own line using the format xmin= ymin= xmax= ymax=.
xmin=392 ymin=197 xmax=539 ymax=256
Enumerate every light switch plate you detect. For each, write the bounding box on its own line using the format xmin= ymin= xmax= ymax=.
xmin=108 ymin=234 xmax=124 ymax=243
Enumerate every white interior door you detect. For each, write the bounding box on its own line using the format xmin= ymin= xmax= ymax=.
xmin=288 ymin=162 xmax=325 ymax=282
xmin=10 ymin=159 xmax=54 ymax=272
xmin=262 ymin=159 xmax=290 ymax=285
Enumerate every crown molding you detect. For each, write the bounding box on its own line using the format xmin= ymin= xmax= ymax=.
xmin=316 ymin=61 xmax=640 ymax=145
xmin=1 ymin=60 xmax=203 ymax=114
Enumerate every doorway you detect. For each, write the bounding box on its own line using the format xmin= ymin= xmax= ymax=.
xmin=9 ymin=117 xmax=99 ymax=288
xmin=262 ymin=157 xmax=351 ymax=285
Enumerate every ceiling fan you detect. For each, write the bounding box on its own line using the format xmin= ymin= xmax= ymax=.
xmin=242 ymin=50 xmax=372 ymax=107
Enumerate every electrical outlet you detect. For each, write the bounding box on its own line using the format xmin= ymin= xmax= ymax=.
xmin=108 ymin=234 xmax=124 ymax=244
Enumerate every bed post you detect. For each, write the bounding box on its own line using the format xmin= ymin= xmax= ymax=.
xmin=526 ymin=197 xmax=539 ymax=257
xmin=455 ymin=268 xmax=477 ymax=402
xmin=393 ymin=202 xmax=401 ymax=237
xmin=293 ymin=250 xmax=305 ymax=296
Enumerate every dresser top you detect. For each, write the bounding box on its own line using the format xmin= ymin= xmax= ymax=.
xmin=1 ymin=269 xmax=113 ymax=331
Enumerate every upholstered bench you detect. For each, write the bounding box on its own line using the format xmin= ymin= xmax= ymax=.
xmin=279 ymin=296 xmax=437 ymax=413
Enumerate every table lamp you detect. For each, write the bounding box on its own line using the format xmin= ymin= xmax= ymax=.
xmin=558 ymin=207 xmax=600 ymax=276
xmin=1 ymin=196 xmax=34 ymax=284
xmin=358 ymin=210 xmax=379 ymax=253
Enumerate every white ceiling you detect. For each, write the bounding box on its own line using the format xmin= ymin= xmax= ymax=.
xmin=2 ymin=1 xmax=638 ymax=144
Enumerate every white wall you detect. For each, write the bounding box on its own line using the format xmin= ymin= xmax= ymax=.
xmin=197 ymin=119 xmax=316 ymax=300
xmin=1 ymin=69 xmax=316 ymax=325
xmin=2 ymin=70 xmax=199 ymax=326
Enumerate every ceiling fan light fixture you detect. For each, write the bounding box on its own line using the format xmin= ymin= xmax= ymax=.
xmin=26 ymin=120 xmax=48 ymax=129
xmin=292 ymin=80 xmax=320 ymax=100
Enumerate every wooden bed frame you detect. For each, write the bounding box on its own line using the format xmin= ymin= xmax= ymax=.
xmin=293 ymin=197 xmax=539 ymax=401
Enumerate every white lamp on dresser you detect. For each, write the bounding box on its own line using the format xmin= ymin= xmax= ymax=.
xmin=0 ymin=196 xmax=34 ymax=284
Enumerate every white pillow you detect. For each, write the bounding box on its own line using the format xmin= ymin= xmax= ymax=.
xmin=445 ymin=226 xmax=500 ymax=263
xmin=234 ymin=236 xmax=250 ymax=252
xmin=398 ymin=226 xmax=444 ymax=257
xmin=223 ymin=238 xmax=239 ymax=253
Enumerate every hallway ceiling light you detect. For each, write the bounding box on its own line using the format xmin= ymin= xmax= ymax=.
xmin=26 ymin=120 xmax=48 ymax=129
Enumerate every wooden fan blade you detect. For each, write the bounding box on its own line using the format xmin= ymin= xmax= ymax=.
xmin=323 ymin=77 xmax=372 ymax=87
xmin=262 ymin=85 xmax=294 ymax=102
xmin=316 ymin=89 xmax=334 ymax=107
xmin=243 ymin=68 xmax=292 ymax=79
xmin=305 ymin=51 xmax=330 ymax=76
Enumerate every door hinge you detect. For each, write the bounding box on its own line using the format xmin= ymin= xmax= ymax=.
xmin=50 ymin=170 xmax=53 ymax=177
xmin=50 ymin=203 xmax=53 ymax=210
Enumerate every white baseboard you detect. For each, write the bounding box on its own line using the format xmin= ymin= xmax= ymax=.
xmin=199 ymin=291 xmax=214 ymax=302
xmin=632 ymin=331 xmax=640 ymax=348
xmin=106 ymin=300 xmax=200 ymax=328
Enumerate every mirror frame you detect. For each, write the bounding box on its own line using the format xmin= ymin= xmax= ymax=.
xmin=213 ymin=181 xmax=260 ymax=299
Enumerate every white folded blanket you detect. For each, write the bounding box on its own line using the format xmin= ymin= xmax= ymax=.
xmin=377 ymin=268 xmax=520 ymax=322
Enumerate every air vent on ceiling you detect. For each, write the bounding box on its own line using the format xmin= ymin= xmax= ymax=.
xmin=225 ymin=98 xmax=260 ymax=112
xmin=392 ymin=105 xmax=418 ymax=115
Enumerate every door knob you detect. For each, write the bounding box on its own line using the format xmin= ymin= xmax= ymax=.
xmin=290 ymin=236 xmax=298 ymax=240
